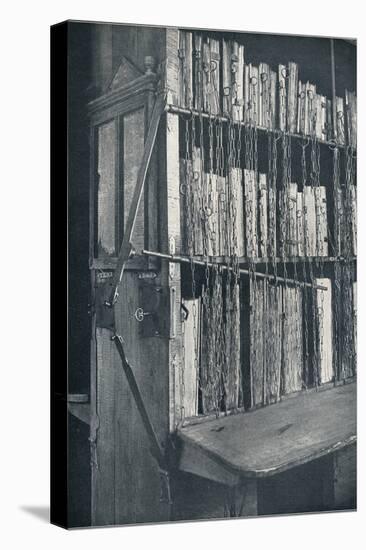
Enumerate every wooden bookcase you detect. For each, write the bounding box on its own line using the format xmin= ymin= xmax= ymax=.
xmin=78 ymin=25 xmax=356 ymax=525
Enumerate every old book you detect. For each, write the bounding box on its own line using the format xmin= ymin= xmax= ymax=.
xmin=265 ymin=283 xmax=283 ymax=403
xmin=287 ymin=62 xmax=299 ymax=134
xmin=304 ymin=82 xmax=317 ymax=135
xmin=336 ymin=96 xmax=345 ymax=145
xmin=222 ymin=39 xmax=244 ymax=121
xmin=296 ymin=192 xmax=305 ymax=256
xmin=224 ymin=283 xmax=241 ymax=410
xmin=229 ymin=168 xmax=245 ymax=257
xmin=303 ymin=186 xmax=316 ymax=256
xmin=192 ymin=147 xmax=204 ymax=255
xmin=245 ymin=64 xmax=259 ymax=125
xmin=244 ymin=169 xmax=258 ymax=258
xmin=205 ymin=172 xmax=219 ymax=256
xmin=297 ymin=80 xmax=304 ymax=134
xmin=269 ymin=70 xmax=277 ymax=130
xmin=278 ymin=64 xmax=287 ymax=131
xmin=193 ymin=33 xmax=203 ymax=110
xmin=250 ymin=279 xmax=265 ymax=407
xmin=217 ymin=175 xmax=229 ymax=256
xmin=282 ymin=286 xmax=303 ymax=394
xmin=315 ymin=279 xmax=333 ymax=384
xmin=345 ymin=89 xmax=357 ymax=148
xmin=258 ymin=173 xmax=268 ymax=257
xmin=268 ymin=186 xmax=277 ymax=258
xmin=350 ymin=184 xmax=357 ymax=255
xmin=287 ymin=183 xmax=298 ymax=256
xmin=314 ymin=186 xmax=329 ymax=257
xmin=259 ymin=62 xmax=270 ymax=128
xmin=202 ymin=36 xmax=220 ymax=114
xmin=178 ymin=30 xmax=193 ymax=109
xmin=320 ymin=95 xmax=327 ymax=141
xmin=181 ymin=297 xmax=200 ymax=417
xmin=179 ymin=159 xmax=191 ymax=255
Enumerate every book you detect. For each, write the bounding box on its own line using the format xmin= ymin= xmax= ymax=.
xmin=202 ymin=36 xmax=220 ymax=114
xmin=258 ymin=173 xmax=268 ymax=257
xmin=259 ymin=62 xmax=271 ymax=128
xmin=287 ymin=62 xmax=299 ymax=134
xmin=269 ymin=70 xmax=277 ymax=130
xmin=278 ymin=64 xmax=287 ymax=131
xmin=224 ymin=283 xmax=241 ymax=409
xmin=222 ymin=39 xmax=244 ymax=121
xmin=336 ymin=96 xmax=345 ymax=145
xmin=315 ymin=279 xmax=333 ymax=384
xmin=245 ymin=64 xmax=259 ymax=125
xmin=217 ymin=174 xmax=228 ymax=255
xmin=193 ymin=33 xmax=203 ymax=110
xmin=296 ymin=192 xmax=305 ymax=256
xmin=297 ymin=80 xmax=305 ymax=134
xmin=350 ymin=184 xmax=357 ymax=255
xmin=244 ymin=169 xmax=258 ymax=257
xmin=205 ymin=172 xmax=219 ymax=256
xmin=287 ymin=183 xmax=298 ymax=256
xmin=178 ymin=30 xmax=193 ymax=109
xmin=282 ymin=286 xmax=303 ymax=394
xmin=250 ymin=278 xmax=265 ymax=406
xmin=303 ymin=186 xmax=317 ymax=256
xmin=345 ymin=89 xmax=357 ymax=148
xmin=265 ymin=283 xmax=283 ymax=403
xmin=268 ymin=185 xmax=277 ymax=257
xmin=229 ymin=168 xmax=245 ymax=257
xmin=314 ymin=186 xmax=329 ymax=257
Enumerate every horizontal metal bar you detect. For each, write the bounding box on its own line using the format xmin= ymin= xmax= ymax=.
xmin=167 ymin=104 xmax=350 ymax=150
xmin=141 ymin=250 xmax=328 ymax=291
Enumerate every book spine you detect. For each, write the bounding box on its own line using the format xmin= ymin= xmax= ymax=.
xmin=278 ymin=64 xmax=287 ymax=131
xmin=287 ymin=183 xmax=298 ymax=256
xmin=287 ymin=62 xmax=299 ymax=134
xmin=193 ymin=34 xmax=203 ymax=111
xmin=258 ymin=173 xmax=268 ymax=257
xmin=303 ymin=186 xmax=316 ymax=256
xmin=269 ymin=70 xmax=277 ymax=130
xmin=315 ymin=279 xmax=333 ymax=384
xmin=296 ymin=192 xmax=305 ymax=257
xmin=244 ymin=169 xmax=258 ymax=258
xmin=178 ymin=30 xmax=193 ymax=109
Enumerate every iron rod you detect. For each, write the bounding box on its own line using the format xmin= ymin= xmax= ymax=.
xmin=141 ymin=250 xmax=328 ymax=291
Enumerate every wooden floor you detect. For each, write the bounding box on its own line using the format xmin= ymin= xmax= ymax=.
xmin=177 ymin=383 xmax=356 ymax=481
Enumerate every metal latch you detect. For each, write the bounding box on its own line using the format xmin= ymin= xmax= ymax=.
xmin=136 ymin=283 xmax=177 ymax=339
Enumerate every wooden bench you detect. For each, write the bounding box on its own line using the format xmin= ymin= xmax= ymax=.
xmin=176 ymin=382 xmax=356 ymax=517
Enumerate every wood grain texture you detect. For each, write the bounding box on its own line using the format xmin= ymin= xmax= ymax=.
xmin=178 ymin=382 xmax=356 ymax=479
xmin=124 ymin=108 xmax=145 ymax=252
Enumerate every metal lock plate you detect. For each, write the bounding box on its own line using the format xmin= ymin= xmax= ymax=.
xmin=138 ymin=282 xmax=176 ymax=339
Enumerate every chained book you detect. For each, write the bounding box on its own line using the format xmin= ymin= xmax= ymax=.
xmin=51 ymin=20 xmax=357 ymax=528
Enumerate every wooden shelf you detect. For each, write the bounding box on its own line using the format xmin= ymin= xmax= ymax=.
xmin=177 ymin=382 xmax=356 ymax=485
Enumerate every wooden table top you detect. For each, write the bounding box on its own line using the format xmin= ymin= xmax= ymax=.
xmin=177 ymin=383 xmax=356 ymax=479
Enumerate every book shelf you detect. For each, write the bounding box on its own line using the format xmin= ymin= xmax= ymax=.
xmin=84 ymin=25 xmax=356 ymax=525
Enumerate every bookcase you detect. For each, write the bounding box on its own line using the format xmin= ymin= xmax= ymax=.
xmin=79 ymin=24 xmax=356 ymax=526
